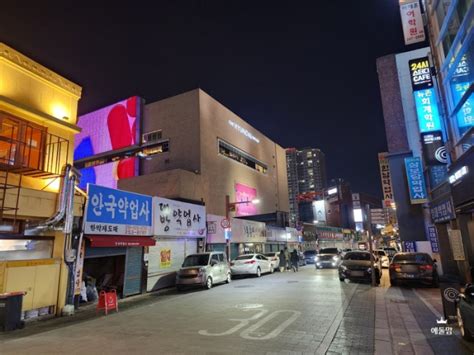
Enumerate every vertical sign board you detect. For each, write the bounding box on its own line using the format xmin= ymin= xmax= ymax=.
xmin=403 ymin=241 xmax=417 ymax=252
xmin=421 ymin=131 xmax=448 ymax=165
xmin=400 ymin=1 xmax=426 ymax=45
xmin=84 ymin=184 xmax=153 ymax=236
xmin=427 ymin=226 xmax=439 ymax=253
xmin=448 ymin=229 xmax=466 ymax=261
xmin=451 ymin=54 xmax=474 ymax=133
xmin=404 ymin=157 xmax=429 ymax=204
xmin=378 ymin=153 xmax=394 ymax=207
xmin=414 ymin=89 xmax=443 ymax=133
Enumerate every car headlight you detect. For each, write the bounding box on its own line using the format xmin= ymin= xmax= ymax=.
xmin=333 ymin=256 xmax=339 ymax=261
xmin=197 ymin=267 xmax=206 ymax=276
xmin=315 ymin=256 xmax=320 ymax=261
xmin=367 ymin=267 xmax=372 ymax=273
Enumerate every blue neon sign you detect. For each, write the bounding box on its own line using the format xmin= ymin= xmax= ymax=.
xmin=414 ymin=88 xmax=442 ymax=133
xmin=451 ymin=82 xmax=474 ymax=129
xmin=404 ymin=157 xmax=429 ymax=204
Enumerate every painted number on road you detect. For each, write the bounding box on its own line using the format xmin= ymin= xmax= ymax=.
xmin=199 ymin=308 xmax=301 ymax=340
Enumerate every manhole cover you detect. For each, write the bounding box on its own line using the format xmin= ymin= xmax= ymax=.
xmin=390 ymin=298 xmax=408 ymax=304
xmin=287 ymin=281 xmax=299 ymax=283
xmin=234 ymin=285 xmax=254 ymax=288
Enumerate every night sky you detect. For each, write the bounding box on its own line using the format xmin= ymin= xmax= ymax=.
xmin=1 ymin=1 xmax=427 ymax=197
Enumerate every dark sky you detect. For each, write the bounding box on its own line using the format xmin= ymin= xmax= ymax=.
xmin=0 ymin=1 xmax=424 ymax=197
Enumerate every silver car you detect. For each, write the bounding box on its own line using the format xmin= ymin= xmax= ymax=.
xmin=176 ymin=252 xmax=231 ymax=291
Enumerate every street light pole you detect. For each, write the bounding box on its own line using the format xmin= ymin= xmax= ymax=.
xmin=366 ymin=204 xmax=376 ymax=287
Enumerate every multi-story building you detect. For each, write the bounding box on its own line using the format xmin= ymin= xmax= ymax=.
xmin=0 ymin=43 xmax=83 ymax=317
xmin=286 ymin=147 xmax=327 ymax=226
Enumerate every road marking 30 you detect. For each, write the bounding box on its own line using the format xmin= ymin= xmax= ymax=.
xmin=199 ymin=309 xmax=300 ymax=340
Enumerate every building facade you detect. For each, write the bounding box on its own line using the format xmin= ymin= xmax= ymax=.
xmin=0 ymin=43 xmax=83 ymax=317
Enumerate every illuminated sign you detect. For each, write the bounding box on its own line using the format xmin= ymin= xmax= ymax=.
xmin=353 ymin=209 xmax=363 ymax=223
xmin=234 ymin=183 xmax=258 ymax=216
xmin=327 ymin=187 xmax=338 ymax=195
xmin=451 ymin=82 xmax=474 ymax=129
xmin=312 ymin=200 xmax=326 ymax=223
xmin=409 ymin=57 xmax=433 ymax=91
xmin=449 ymin=166 xmax=469 ymax=184
xmin=414 ymin=88 xmax=442 ymax=133
xmin=378 ymin=152 xmax=394 ymax=206
xmin=404 ymin=157 xmax=428 ymax=204
xmin=228 ymin=120 xmax=260 ymax=143
xmin=399 ymin=1 xmax=425 ymax=45
xmin=74 ymin=97 xmax=141 ymax=189
xmin=421 ymin=131 xmax=447 ymax=165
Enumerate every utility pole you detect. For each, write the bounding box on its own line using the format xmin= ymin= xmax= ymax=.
xmin=366 ymin=204 xmax=376 ymax=287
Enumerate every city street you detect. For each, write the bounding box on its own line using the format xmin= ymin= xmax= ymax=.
xmin=1 ymin=266 xmax=473 ymax=355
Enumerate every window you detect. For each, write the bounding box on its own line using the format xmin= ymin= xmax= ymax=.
xmin=0 ymin=239 xmax=53 ymax=261
xmin=218 ymin=139 xmax=267 ymax=174
xmin=142 ymin=130 xmax=162 ymax=144
xmin=211 ymin=254 xmax=219 ymax=263
xmin=217 ymin=253 xmax=224 ymax=262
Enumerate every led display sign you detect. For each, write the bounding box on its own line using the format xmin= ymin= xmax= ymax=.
xmin=451 ymin=82 xmax=474 ymax=129
xmin=414 ymin=88 xmax=442 ymax=133
xmin=409 ymin=57 xmax=433 ymax=91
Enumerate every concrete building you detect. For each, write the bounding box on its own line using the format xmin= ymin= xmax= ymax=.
xmin=0 ymin=43 xmax=83 ymax=317
xmin=286 ymin=147 xmax=327 ymax=226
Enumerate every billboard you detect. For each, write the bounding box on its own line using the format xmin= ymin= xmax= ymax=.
xmin=234 ymin=182 xmax=258 ymax=216
xmin=312 ymin=200 xmax=326 ymax=223
xmin=404 ymin=157 xmax=429 ymax=204
xmin=74 ymin=96 xmax=141 ymax=189
xmin=154 ymin=197 xmax=206 ymax=237
xmin=408 ymin=57 xmax=433 ymax=91
xmin=414 ymin=88 xmax=442 ymax=133
xmin=421 ymin=131 xmax=447 ymax=165
xmin=84 ymin=184 xmax=153 ymax=236
xmin=399 ymin=1 xmax=425 ymax=45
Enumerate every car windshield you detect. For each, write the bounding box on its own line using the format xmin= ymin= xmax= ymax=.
xmin=304 ymin=250 xmax=317 ymax=255
xmin=264 ymin=253 xmax=276 ymax=257
xmin=319 ymin=248 xmax=338 ymax=254
xmin=183 ymin=254 xmax=209 ymax=267
xmin=236 ymin=255 xmax=254 ymax=260
xmin=393 ymin=254 xmax=431 ymax=263
xmin=344 ymin=252 xmax=371 ymax=261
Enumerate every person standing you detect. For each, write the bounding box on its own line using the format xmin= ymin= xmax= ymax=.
xmin=284 ymin=247 xmax=290 ymax=270
xmin=278 ymin=250 xmax=286 ymax=272
xmin=290 ymin=249 xmax=299 ymax=272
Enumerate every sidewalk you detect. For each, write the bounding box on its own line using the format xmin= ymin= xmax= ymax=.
xmin=375 ymin=285 xmax=474 ymax=355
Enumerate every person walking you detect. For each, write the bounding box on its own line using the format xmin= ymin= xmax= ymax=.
xmin=284 ymin=247 xmax=290 ymax=270
xmin=278 ymin=250 xmax=286 ymax=272
xmin=290 ymin=249 xmax=299 ymax=272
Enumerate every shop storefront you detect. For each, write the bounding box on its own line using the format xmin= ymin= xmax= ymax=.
xmin=265 ymin=226 xmax=300 ymax=252
xmin=79 ymin=184 xmax=154 ymax=301
xmin=447 ymin=147 xmax=474 ymax=281
xmin=147 ymin=197 xmax=206 ymax=291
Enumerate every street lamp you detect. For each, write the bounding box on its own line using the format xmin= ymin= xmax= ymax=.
xmin=224 ymin=195 xmax=261 ymax=260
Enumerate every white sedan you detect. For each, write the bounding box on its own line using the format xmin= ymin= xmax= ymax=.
xmin=230 ymin=254 xmax=273 ymax=277
xmin=264 ymin=252 xmax=281 ymax=271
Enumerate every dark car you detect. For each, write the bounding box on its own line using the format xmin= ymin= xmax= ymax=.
xmin=338 ymin=251 xmax=380 ymax=284
xmin=457 ymin=283 xmax=474 ymax=341
xmin=389 ymin=252 xmax=439 ymax=287
xmin=303 ymin=250 xmax=318 ymax=264
xmin=315 ymin=247 xmax=341 ymax=269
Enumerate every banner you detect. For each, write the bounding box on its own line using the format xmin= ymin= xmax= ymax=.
xmin=400 ymin=1 xmax=425 ymax=45
xmin=84 ymin=184 xmax=153 ymax=236
xmin=154 ymin=197 xmax=206 ymax=237
xmin=160 ymin=248 xmax=171 ymax=268
xmin=404 ymin=157 xmax=429 ymax=204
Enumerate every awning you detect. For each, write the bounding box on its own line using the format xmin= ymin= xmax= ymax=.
xmin=85 ymin=236 xmax=156 ymax=248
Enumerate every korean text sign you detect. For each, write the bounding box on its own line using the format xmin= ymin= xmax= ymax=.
xmin=427 ymin=226 xmax=440 ymax=253
xmin=85 ymin=184 xmax=152 ymax=236
xmin=404 ymin=157 xmax=429 ymax=204
xmin=399 ymin=1 xmax=425 ymax=45
xmin=154 ymin=197 xmax=206 ymax=237
xmin=378 ymin=152 xmax=394 ymax=206
xmin=414 ymin=88 xmax=442 ymax=133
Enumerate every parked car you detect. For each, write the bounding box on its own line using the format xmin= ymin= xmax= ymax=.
xmin=375 ymin=249 xmax=390 ymax=268
xmin=389 ymin=252 xmax=439 ymax=287
xmin=315 ymin=247 xmax=341 ymax=269
xmin=383 ymin=247 xmax=398 ymax=258
xmin=176 ymin=252 xmax=230 ymax=291
xmin=338 ymin=251 xmax=381 ymax=284
xmin=457 ymin=283 xmax=474 ymax=341
xmin=264 ymin=252 xmax=280 ymax=270
xmin=298 ymin=251 xmax=307 ymax=266
xmin=303 ymin=250 xmax=318 ymax=264
xmin=230 ymin=254 xmax=273 ymax=277
xmin=341 ymin=248 xmax=352 ymax=258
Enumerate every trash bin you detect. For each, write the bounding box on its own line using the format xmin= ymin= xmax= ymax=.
xmin=0 ymin=292 xmax=25 ymax=331
xmin=438 ymin=274 xmax=462 ymax=323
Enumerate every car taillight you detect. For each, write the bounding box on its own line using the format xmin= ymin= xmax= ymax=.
xmin=244 ymin=260 xmax=256 ymax=264
xmin=420 ymin=264 xmax=433 ymax=271
xmin=390 ymin=263 xmax=401 ymax=271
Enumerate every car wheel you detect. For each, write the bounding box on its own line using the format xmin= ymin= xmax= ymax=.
xmin=256 ymin=267 xmax=261 ymax=277
xmin=457 ymin=304 xmax=474 ymax=341
xmin=226 ymin=273 xmax=231 ymax=284
xmin=206 ymin=276 xmax=213 ymax=290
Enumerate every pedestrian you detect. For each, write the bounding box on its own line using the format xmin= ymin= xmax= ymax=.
xmin=278 ymin=250 xmax=286 ymax=272
xmin=291 ymin=249 xmax=299 ymax=272
xmin=284 ymin=247 xmax=290 ymax=270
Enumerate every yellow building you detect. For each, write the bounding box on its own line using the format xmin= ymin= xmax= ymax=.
xmin=0 ymin=43 xmax=82 ymax=317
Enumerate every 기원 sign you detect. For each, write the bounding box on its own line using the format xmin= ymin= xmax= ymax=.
xmin=85 ymin=184 xmax=153 ymax=236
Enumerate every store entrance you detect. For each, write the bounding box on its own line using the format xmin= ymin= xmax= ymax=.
xmin=83 ymin=255 xmax=125 ymax=298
